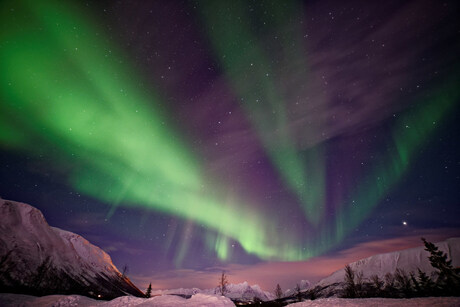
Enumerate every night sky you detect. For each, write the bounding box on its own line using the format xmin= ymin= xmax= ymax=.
xmin=1 ymin=0 xmax=460 ymax=292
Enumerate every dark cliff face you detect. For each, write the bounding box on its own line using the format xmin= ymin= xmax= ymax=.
xmin=0 ymin=199 xmax=144 ymax=299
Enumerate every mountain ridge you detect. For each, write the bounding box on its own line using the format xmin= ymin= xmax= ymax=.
xmin=151 ymin=281 xmax=276 ymax=302
xmin=308 ymin=237 xmax=460 ymax=298
xmin=0 ymin=198 xmax=144 ymax=299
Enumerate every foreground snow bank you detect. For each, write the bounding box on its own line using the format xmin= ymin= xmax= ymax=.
xmin=0 ymin=293 xmax=98 ymax=307
xmin=2 ymin=293 xmax=460 ymax=307
xmin=287 ymin=297 xmax=460 ymax=307
xmin=0 ymin=293 xmax=235 ymax=307
xmin=142 ymin=294 xmax=234 ymax=306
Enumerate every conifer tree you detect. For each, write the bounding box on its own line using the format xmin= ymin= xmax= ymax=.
xmin=274 ymin=283 xmax=283 ymax=299
xmin=370 ymin=275 xmax=383 ymax=297
xmin=145 ymin=283 xmax=152 ymax=298
xmin=422 ymin=238 xmax=460 ymax=295
xmin=410 ymin=272 xmax=421 ymax=294
xmin=217 ymin=271 xmax=229 ymax=296
xmin=394 ymin=268 xmax=413 ymax=297
xmin=417 ymin=268 xmax=435 ymax=296
xmin=295 ymin=283 xmax=302 ymax=302
xmin=343 ymin=265 xmax=357 ymax=298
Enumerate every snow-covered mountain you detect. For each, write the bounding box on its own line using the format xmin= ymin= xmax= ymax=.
xmin=220 ymin=282 xmax=275 ymax=301
xmin=283 ymin=279 xmax=311 ymax=297
xmin=151 ymin=281 xmax=275 ymax=302
xmin=0 ymin=198 xmax=144 ymax=299
xmin=311 ymin=237 xmax=460 ymax=297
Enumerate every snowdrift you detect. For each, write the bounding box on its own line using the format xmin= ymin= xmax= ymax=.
xmin=0 ymin=293 xmax=236 ymax=307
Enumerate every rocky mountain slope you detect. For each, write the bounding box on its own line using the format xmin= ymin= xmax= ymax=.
xmin=0 ymin=198 xmax=144 ymax=299
xmin=309 ymin=237 xmax=460 ymax=297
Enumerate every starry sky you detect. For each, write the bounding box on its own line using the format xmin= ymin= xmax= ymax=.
xmin=1 ymin=0 xmax=460 ymax=292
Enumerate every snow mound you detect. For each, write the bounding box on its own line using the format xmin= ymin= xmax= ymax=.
xmin=99 ymin=295 xmax=147 ymax=307
xmin=140 ymin=294 xmax=235 ymax=306
xmin=0 ymin=293 xmax=236 ymax=307
xmin=151 ymin=287 xmax=200 ymax=296
xmin=3 ymin=293 xmax=459 ymax=307
xmin=0 ymin=293 xmax=99 ymax=307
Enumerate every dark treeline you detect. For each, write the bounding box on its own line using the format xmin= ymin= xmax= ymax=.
xmin=237 ymin=238 xmax=460 ymax=306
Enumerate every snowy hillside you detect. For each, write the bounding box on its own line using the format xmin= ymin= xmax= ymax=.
xmin=318 ymin=237 xmax=460 ymax=287
xmin=284 ymin=279 xmax=311 ymax=297
xmin=307 ymin=237 xmax=460 ymax=298
xmin=0 ymin=198 xmax=143 ymax=299
xmin=215 ymin=282 xmax=275 ymax=301
xmin=151 ymin=281 xmax=275 ymax=302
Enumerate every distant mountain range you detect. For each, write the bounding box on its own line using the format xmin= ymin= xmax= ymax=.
xmin=0 ymin=198 xmax=144 ymax=299
xmin=151 ymin=281 xmax=276 ymax=302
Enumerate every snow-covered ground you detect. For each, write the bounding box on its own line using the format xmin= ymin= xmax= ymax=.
xmin=2 ymin=293 xmax=460 ymax=306
xmin=287 ymin=297 xmax=460 ymax=307
xmin=0 ymin=293 xmax=236 ymax=307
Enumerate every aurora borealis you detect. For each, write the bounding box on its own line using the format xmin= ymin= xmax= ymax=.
xmin=1 ymin=0 xmax=459 ymax=291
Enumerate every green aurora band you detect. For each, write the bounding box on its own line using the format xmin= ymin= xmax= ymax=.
xmin=316 ymin=79 xmax=460 ymax=255
xmin=199 ymin=0 xmax=326 ymax=225
xmin=1 ymin=0 xmax=459 ymax=263
xmin=0 ymin=0 xmax=294 ymax=261
xmin=197 ymin=0 xmax=460 ymax=258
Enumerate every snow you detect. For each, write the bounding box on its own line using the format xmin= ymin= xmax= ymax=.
xmin=0 ymin=293 xmax=98 ymax=307
xmin=318 ymin=238 xmax=460 ymax=287
xmin=151 ymin=287 xmax=200 ymax=296
xmin=0 ymin=198 xmax=143 ymax=297
xmin=53 ymin=227 xmax=119 ymax=273
xmin=2 ymin=293 xmax=460 ymax=307
xmin=284 ymin=280 xmax=311 ymax=297
xmin=139 ymin=294 xmax=235 ymax=306
xmin=0 ymin=198 xmax=116 ymax=275
xmin=0 ymin=293 xmax=236 ymax=307
xmin=287 ymin=297 xmax=460 ymax=307
xmin=98 ymin=296 xmax=147 ymax=307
